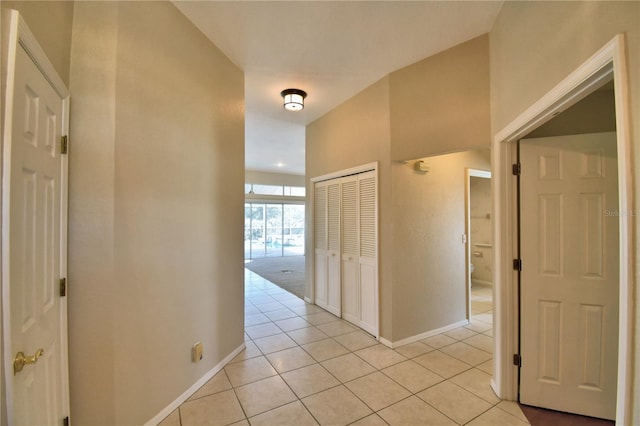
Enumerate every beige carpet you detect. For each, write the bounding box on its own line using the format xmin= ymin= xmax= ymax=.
xmin=244 ymin=256 xmax=306 ymax=299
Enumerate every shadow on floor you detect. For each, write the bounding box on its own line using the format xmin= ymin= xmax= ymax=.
xmin=518 ymin=403 xmax=614 ymax=426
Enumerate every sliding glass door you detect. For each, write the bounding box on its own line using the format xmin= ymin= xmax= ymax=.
xmin=244 ymin=203 xmax=304 ymax=259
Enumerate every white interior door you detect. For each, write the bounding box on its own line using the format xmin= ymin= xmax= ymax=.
xmin=520 ymin=132 xmax=618 ymax=420
xmin=3 ymin=36 xmax=70 ymax=424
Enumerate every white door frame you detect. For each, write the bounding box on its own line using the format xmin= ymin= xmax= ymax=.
xmin=491 ymin=34 xmax=633 ymax=424
xmin=465 ymin=168 xmax=491 ymax=319
xmin=1 ymin=10 xmax=70 ymax=423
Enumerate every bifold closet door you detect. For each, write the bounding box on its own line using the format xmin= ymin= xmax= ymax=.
xmin=341 ymin=177 xmax=359 ymax=325
xmin=325 ymin=181 xmax=342 ymax=316
xmin=314 ymin=183 xmax=328 ymax=310
xmin=358 ymin=171 xmax=377 ymax=335
xmin=340 ymin=171 xmax=377 ymax=335
xmin=314 ymin=179 xmax=341 ymax=317
xmin=315 ymin=170 xmax=377 ymax=335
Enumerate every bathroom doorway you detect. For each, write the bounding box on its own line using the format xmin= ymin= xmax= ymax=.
xmin=466 ymin=169 xmax=492 ymax=320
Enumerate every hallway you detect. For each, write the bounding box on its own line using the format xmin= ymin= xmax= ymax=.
xmin=159 ymin=273 xmax=528 ymax=425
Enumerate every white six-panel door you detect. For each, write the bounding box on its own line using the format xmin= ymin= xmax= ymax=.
xmin=520 ymin=132 xmax=618 ymax=420
xmin=4 ymin=35 xmax=69 ymax=424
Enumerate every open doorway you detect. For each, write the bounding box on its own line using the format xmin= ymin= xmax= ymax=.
xmin=493 ymin=36 xmax=633 ymax=423
xmin=244 ymin=179 xmax=307 ymax=299
xmin=466 ymin=169 xmax=493 ymax=322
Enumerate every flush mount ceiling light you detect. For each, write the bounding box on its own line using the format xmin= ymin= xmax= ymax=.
xmin=281 ymin=88 xmax=307 ymax=111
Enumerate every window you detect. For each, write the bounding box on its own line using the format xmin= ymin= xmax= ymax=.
xmin=244 ymin=203 xmax=305 ymax=259
xmin=284 ymin=186 xmax=306 ymax=196
xmin=252 ymin=184 xmax=284 ymax=196
xmin=246 ymin=183 xmax=305 ymax=197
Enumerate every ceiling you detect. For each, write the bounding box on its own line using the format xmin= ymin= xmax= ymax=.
xmin=173 ymin=1 xmax=504 ymax=176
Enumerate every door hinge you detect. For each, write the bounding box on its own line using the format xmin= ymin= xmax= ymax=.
xmin=63 ymin=416 xmax=70 ymax=426
xmin=512 ymin=163 xmax=521 ymax=176
xmin=61 ymin=135 xmax=68 ymax=155
xmin=513 ymin=354 xmax=522 ymax=367
xmin=513 ymin=258 xmax=522 ymax=271
xmin=60 ymin=278 xmax=67 ymax=297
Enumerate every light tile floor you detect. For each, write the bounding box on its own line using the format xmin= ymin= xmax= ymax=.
xmin=160 ymin=272 xmax=529 ymax=426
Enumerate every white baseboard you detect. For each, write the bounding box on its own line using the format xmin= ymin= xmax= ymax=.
xmin=378 ymin=337 xmax=393 ymax=348
xmin=304 ymin=296 xmax=312 ymax=304
xmin=145 ymin=343 xmax=245 ymax=426
xmin=490 ymin=376 xmax=500 ymax=398
xmin=377 ymin=319 xmax=469 ymax=349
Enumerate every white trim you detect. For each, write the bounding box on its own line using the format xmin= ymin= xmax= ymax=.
xmin=244 ymin=194 xmax=305 ymax=204
xmin=373 ymin=166 xmax=380 ymax=339
xmin=144 ymin=343 xmax=246 ymax=426
xmin=1 ymin=11 xmax=20 ymax=420
xmin=2 ymin=10 xmax=71 ymax=424
xmin=378 ymin=319 xmax=469 ymax=349
xmin=310 ymin=162 xmax=378 ymax=183
xmin=610 ymin=33 xmax=634 ymax=426
xmin=378 ymin=337 xmax=393 ymax=348
xmin=492 ymin=34 xmax=633 ymax=424
xmin=59 ymin=76 xmax=71 ymax=426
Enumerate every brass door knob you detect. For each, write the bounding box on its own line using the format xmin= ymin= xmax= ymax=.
xmin=13 ymin=349 xmax=44 ymax=375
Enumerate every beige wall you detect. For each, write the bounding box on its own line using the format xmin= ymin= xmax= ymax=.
xmin=246 ymin=170 xmax=305 ymax=187
xmin=306 ymin=77 xmax=392 ymax=336
xmin=391 ymin=150 xmax=491 ymax=341
xmin=68 ymin=3 xmax=117 ymax=422
xmin=527 ymin=87 xmax=616 ymax=138
xmin=490 ymin=1 xmax=639 ymax=421
xmin=69 ymin=2 xmax=244 ymax=424
xmin=390 ymin=34 xmax=491 ymax=162
xmin=306 ymin=36 xmax=491 ymax=342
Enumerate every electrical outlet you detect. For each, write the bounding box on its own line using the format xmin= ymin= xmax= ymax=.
xmin=192 ymin=341 xmax=203 ymax=362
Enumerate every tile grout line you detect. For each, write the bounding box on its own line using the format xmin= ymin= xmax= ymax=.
xmin=174 ymin=274 xmax=506 ymax=426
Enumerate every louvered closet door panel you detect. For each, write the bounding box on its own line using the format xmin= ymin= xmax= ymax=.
xmin=341 ymin=177 xmax=359 ymax=324
xmin=359 ymin=173 xmax=376 ymax=259
xmin=326 ymin=182 xmax=341 ymax=316
xmin=314 ymin=184 xmax=328 ymax=309
xmin=327 ymin=183 xmax=341 ymax=251
xmin=358 ymin=171 xmax=377 ymax=334
xmin=315 ymin=185 xmax=327 ymax=250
